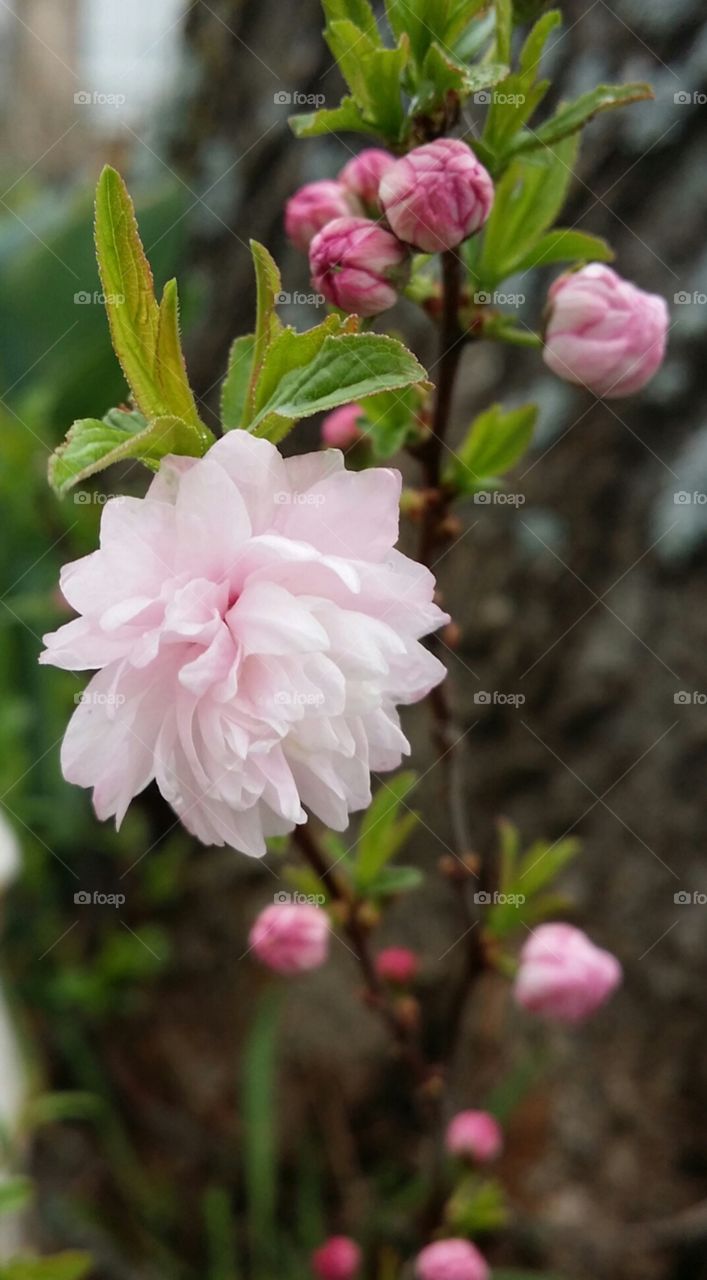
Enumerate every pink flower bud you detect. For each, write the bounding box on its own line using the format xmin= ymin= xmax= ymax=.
xmin=514 ymin=923 xmax=622 ymax=1024
xmin=375 ymin=946 xmax=419 ymax=985
xmin=310 ymin=216 xmax=409 ymax=317
xmin=312 ymin=1237 xmax=362 ymax=1280
xmin=379 ymin=139 xmax=494 ymax=253
xmin=339 ymin=148 xmax=397 ymax=211
xmin=415 ymin=1239 xmax=489 ymax=1280
xmin=249 ymin=902 xmax=330 ymax=975
xmin=543 ymin=263 xmax=668 ymax=398
xmin=321 ymin=403 xmax=364 ymax=449
xmin=445 ymin=1110 xmax=502 ymax=1163
xmin=285 ymin=180 xmax=360 ymax=253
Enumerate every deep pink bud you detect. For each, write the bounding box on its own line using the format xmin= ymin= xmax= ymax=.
xmin=321 ymin=403 xmax=364 ymax=449
xmin=339 ymin=148 xmax=397 ymax=211
xmin=379 ymin=139 xmax=494 ymax=253
xmin=375 ymin=946 xmax=419 ymax=985
xmin=415 ymin=1239 xmax=489 ymax=1280
xmin=514 ymin=923 xmax=621 ymax=1024
xmin=312 ymin=1237 xmax=362 ymax=1280
xmin=249 ymin=903 xmax=330 ymax=975
xmin=543 ymin=263 xmax=668 ymax=398
xmin=310 ymin=216 xmax=409 ymax=317
xmin=285 ymin=180 xmax=360 ymax=252
xmin=445 ymin=1110 xmax=502 ymax=1163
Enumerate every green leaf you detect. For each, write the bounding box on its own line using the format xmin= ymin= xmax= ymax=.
xmin=518 ymin=9 xmax=562 ymax=76
xmin=356 ymin=771 xmax=419 ymax=888
xmin=94 ymin=167 xmax=209 ymax=442
xmin=289 ymin=97 xmax=371 ymax=139
xmin=477 ymin=135 xmax=580 ymax=289
xmin=413 ymin=47 xmax=508 ymax=116
xmin=509 ymin=82 xmax=654 ymax=155
xmin=323 ymin=0 xmax=380 ymax=35
xmin=367 ymin=865 xmax=424 ymax=897
xmin=0 ymin=1178 xmax=33 ymax=1217
xmin=481 ymin=11 xmax=561 ymax=157
xmin=48 ymin=410 xmax=201 ymax=496
xmin=0 ymin=1254 xmax=92 ymax=1280
xmin=250 ymin=332 xmax=428 ymax=441
xmin=242 ymin=994 xmax=280 ymax=1277
xmin=360 ymin=44 xmax=408 ymax=136
xmin=360 ymin=385 xmax=424 ymax=459
xmin=221 ymin=334 xmax=255 ymax=430
xmin=507 ymin=228 xmax=614 ymax=275
xmin=325 ymin=19 xmax=381 ymax=110
xmin=25 ymin=1091 xmax=102 ymax=1127
xmin=243 ymin=241 xmax=283 ymax=427
xmin=493 ymin=0 xmax=513 ymax=62
xmin=445 ymin=1174 xmax=508 ymax=1234
xmin=445 ymin=402 xmax=537 ymax=492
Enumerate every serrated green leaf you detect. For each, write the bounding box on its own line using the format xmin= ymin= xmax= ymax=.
xmin=519 ymin=9 xmax=562 ymax=76
xmin=360 ymin=44 xmax=408 ymax=136
xmin=493 ymin=0 xmax=513 ymax=62
xmin=509 ymin=81 xmax=654 ymax=155
xmin=477 ymin=135 xmax=579 ymax=289
xmin=0 ymin=1253 xmax=93 ymax=1280
xmin=445 ymin=402 xmax=536 ymax=492
xmin=48 ymin=411 xmax=200 ymax=495
xmin=413 ymin=46 xmax=508 ymax=115
xmin=221 ymin=333 xmax=255 ymax=430
xmin=325 ymin=19 xmax=381 ymax=109
xmin=508 ymin=228 xmax=614 ymax=275
xmin=289 ymin=97 xmax=371 ymax=139
xmin=244 ymin=241 xmax=283 ymax=427
xmin=323 ymin=0 xmax=380 ymax=38
xmin=94 ymin=167 xmax=209 ymax=442
xmin=0 ymin=1178 xmax=33 ymax=1217
xmin=250 ymin=332 xmax=427 ymax=440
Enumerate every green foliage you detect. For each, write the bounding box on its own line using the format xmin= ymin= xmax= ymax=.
xmin=0 ymin=1255 xmax=92 ymax=1280
xmin=221 ymin=335 xmax=256 ymax=430
xmin=0 ymin=1178 xmax=33 ymax=1217
xmin=484 ymin=820 xmax=581 ymax=938
xmin=445 ymin=1173 xmax=508 ymax=1233
xmin=508 ymin=81 xmax=654 ymax=155
xmin=48 ymin=409 xmax=200 ymax=496
xmin=359 ymin=386 xmax=426 ymax=459
xmin=354 ymin=772 xmax=420 ymax=894
xmin=445 ymin=403 xmax=537 ymax=494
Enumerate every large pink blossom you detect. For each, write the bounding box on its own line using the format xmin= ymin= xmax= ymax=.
xmin=40 ymin=434 xmax=447 ymax=857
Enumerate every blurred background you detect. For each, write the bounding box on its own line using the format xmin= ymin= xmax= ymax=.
xmin=0 ymin=1 xmax=706 ymax=1278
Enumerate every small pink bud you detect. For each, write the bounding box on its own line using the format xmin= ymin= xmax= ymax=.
xmin=312 ymin=1236 xmax=362 ymax=1280
xmin=375 ymin=946 xmax=419 ymax=985
xmin=543 ymin=263 xmax=668 ymax=398
xmin=285 ymin=180 xmax=360 ymax=253
xmin=514 ymin=923 xmax=622 ymax=1024
xmin=310 ymin=216 xmax=409 ymax=317
xmin=321 ymin=403 xmax=364 ymax=449
xmin=445 ymin=1110 xmax=502 ymax=1163
xmin=415 ymin=1239 xmax=489 ymax=1280
xmin=380 ymin=139 xmax=494 ymax=253
xmin=249 ymin=902 xmax=330 ymax=975
xmin=339 ymin=148 xmax=397 ymax=211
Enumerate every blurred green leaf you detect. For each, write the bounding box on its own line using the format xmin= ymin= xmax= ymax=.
xmin=445 ymin=1174 xmax=508 ymax=1233
xmin=0 ymin=1178 xmax=33 ymax=1218
xmin=445 ymin=402 xmax=537 ymax=493
xmin=289 ymin=97 xmax=370 ymax=139
xmin=0 ymin=1254 xmax=92 ymax=1280
xmin=366 ymin=864 xmax=424 ymax=897
xmin=507 ymin=228 xmax=614 ymax=274
xmin=355 ymin=771 xmax=419 ymax=888
xmin=481 ymin=11 xmax=560 ymax=157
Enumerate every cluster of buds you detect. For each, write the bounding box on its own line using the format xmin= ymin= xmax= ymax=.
xmin=286 ymin=141 xmax=495 ymax=317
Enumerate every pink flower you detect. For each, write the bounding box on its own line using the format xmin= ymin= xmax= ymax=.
xmin=250 ymin=902 xmax=329 ymax=974
xmin=375 ymin=946 xmax=419 ymax=985
xmin=310 ymin=216 xmax=409 ymax=317
xmin=312 ymin=1236 xmax=362 ymax=1280
xmin=40 ymin=434 xmax=448 ymax=857
xmin=445 ymin=1110 xmax=502 ymax=1163
xmin=321 ymin=403 xmax=364 ymax=449
xmin=285 ymin=180 xmax=360 ymax=253
xmin=514 ymin=923 xmax=622 ymax=1024
xmin=379 ymin=139 xmax=494 ymax=253
xmin=339 ymin=148 xmax=397 ymax=211
xmin=543 ymin=263 xmax=668 ymax=398
xmin=415 ymin=1239 xmax=489 ymax=1280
